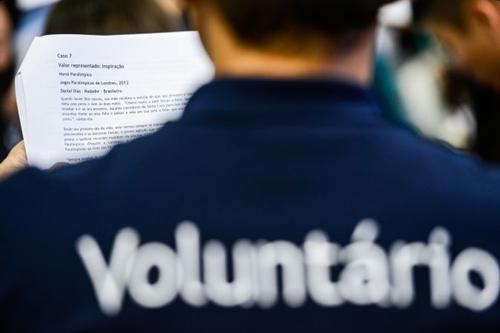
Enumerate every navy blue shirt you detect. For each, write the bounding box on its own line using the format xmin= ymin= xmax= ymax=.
xmin=1 ymin=79 xmax=500 ymax=333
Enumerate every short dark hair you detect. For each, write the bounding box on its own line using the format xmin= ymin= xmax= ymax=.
xmin=415 ymin=0 xmax=467 ymax=30
xmin=45 ymin=0 xmax=180 ymax=35
xmin=211 ymin=0 xmax=387 ymax=47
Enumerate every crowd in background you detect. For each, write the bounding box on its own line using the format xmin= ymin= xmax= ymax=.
xmin=0 ymin=0 xmax=499 ymax=163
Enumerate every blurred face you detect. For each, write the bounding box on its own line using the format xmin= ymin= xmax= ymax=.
xmin=430 ymin=0 xmax=500 ymax=91
xmin=0 ymin=4 xmax=13 ymax=72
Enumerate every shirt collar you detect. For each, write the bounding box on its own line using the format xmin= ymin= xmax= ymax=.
xmin=180 ymin=78 xmax=383 ymax=127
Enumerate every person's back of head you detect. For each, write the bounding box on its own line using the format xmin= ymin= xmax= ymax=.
xmin=186 ymin=0 xmax=391 ymax=84
xmin=44 ymin=0 xmax=182 ymax=35
xmin=210 ymin=0 xmax=384 ymax=48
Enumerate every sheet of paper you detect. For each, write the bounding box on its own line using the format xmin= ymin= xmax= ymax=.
xmin=16 ymin=32 xmax=213 ymax=169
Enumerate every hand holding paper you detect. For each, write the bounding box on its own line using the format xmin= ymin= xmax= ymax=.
xmin=0 ymin=141 xmax=28 ymax=180
xmin=16 ymin=32 xmax=213 ymax=169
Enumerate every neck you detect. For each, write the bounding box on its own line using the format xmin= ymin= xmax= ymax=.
xmin=215 ymin=52 xmax=374 ymax=87
xmin=207 ymin=30 xmax=376 ymax=87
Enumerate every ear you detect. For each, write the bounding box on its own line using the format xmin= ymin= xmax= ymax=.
xmin=470 ymin=0 xmax=500 ymax=37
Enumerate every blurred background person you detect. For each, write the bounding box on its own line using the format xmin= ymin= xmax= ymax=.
xmin=44 ymin=0 xmax=182 ymax=35
xmin=372 ymin=0 xmax=500 ymax=164
xmin=376 ymin=0 xmax=475 ymax=150
xmin=416 ymin=0 xmax=500 ymax=163
xmin=13 ymin=0 xmax=183 ymax=62
xmin=419 ymin=0 xmax=500 ymax=92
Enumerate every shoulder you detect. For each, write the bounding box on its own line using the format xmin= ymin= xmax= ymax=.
xmin=381 ymin=125 xmax=500 ymax=219
xmin=380 ymin=122 xmax=498 ymax=177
